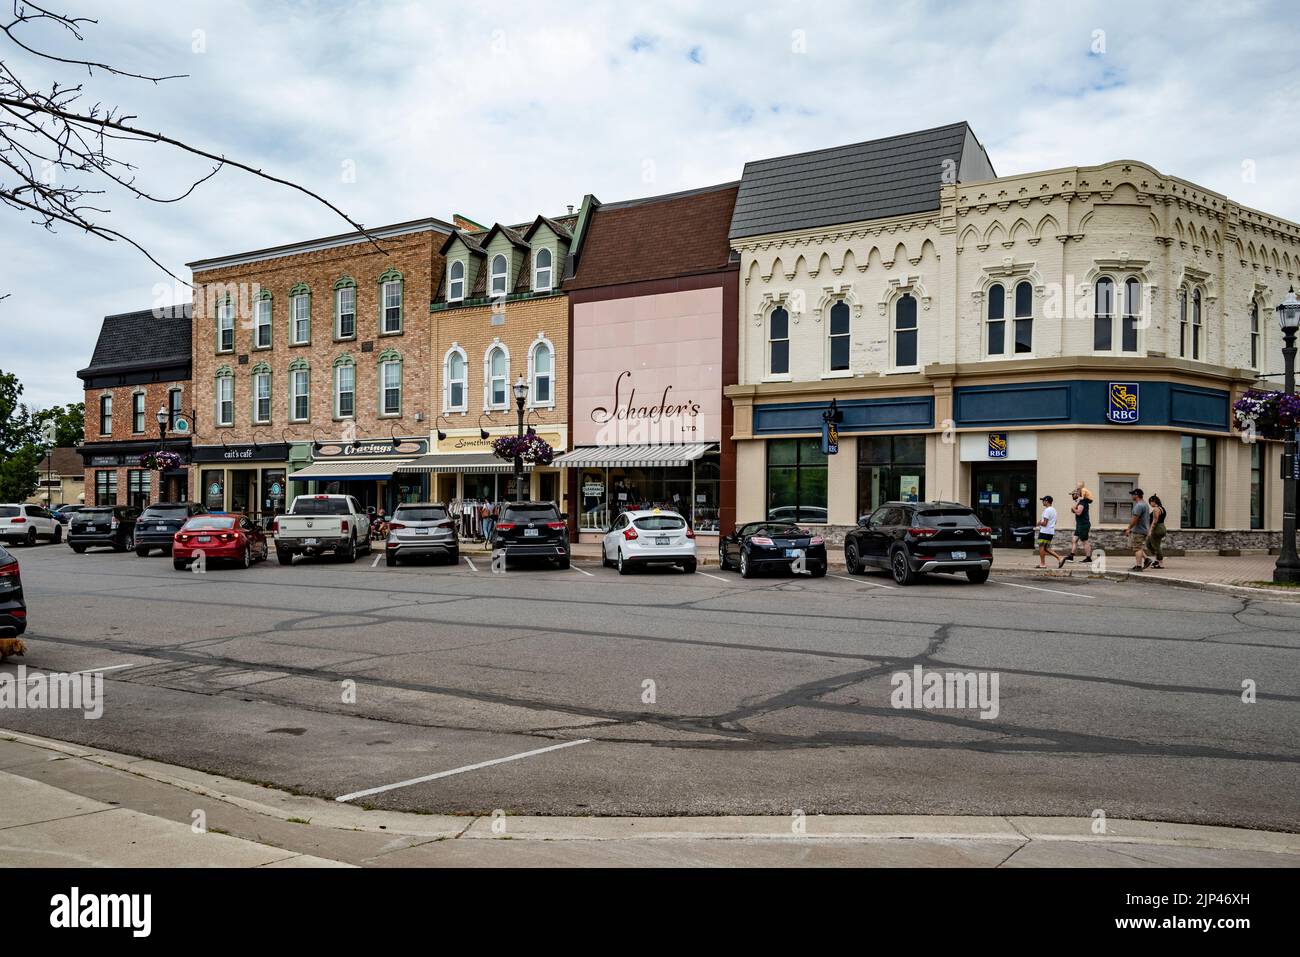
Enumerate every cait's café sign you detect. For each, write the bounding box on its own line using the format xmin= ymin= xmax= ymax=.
xmin=314 ymin=437 xmax=429 ymax=458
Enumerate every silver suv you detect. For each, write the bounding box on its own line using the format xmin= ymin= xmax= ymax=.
xmin=384 ymin=503 xmax=459 ymax=567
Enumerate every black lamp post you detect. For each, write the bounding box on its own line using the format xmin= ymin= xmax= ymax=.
xmin=1274 ymin=288 xmax=1300 ymax=584
xmin=512 ymin=376 xmax=528 ymax=502
xmin=155 ymin=406 xmax=169 ymax=505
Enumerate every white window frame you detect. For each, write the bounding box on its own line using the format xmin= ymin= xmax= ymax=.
xmin=1250 ymin=300 xmax=1261 ymax=369
xmin=1179 ymin=288 xmax=1189 ymax=358
xmin=379 ymin=359 xmax=402 ymax=417
xmin=217 ymin=298 xmax=234 ymax=353
xmin=291 ymin=293 xmax=311 ymax=345
xmin=529 ymin=336 xmax=555 ymax=408
xmin=335 ymin=285 xmax=356 ymax=340
xmin=484 ymin=343 xmax=510 ymax=410
xmin=334 ymin=362 xmax=356 ymax=420
xmin=890 ymin=293 xmax=920 ymax=372
xmin=289 ymin=368 xmax=310 ymax=423
xmin=533 ymin=247 xmax=553 ymax=293
xmin=766 ymin=306 xmax=791 ymax=381
xmin=252 ymin=370 xmax=271 ymax=424
xmin=381 ymin=280 xmax=403 ymax=334
xmin=985 ymin=282 xmax=1007 ymax=357
xmin=1119 ymin=277 xmax=1141 ymax=355
xmin=825 ymin=300 xmax=852 ymax=376
xmin=1191 ymin=287 xmax=1203 ymax=361
xmin=216 ymin=375 xmax=234 ymax=427
xmin=443 ymin=345 xmax=468 ymax=413
xmin=490 ymin=254 xmax=508 ymax=297
xmin=1012 ymin=280 xmax=1035 ymax=356
xmin=255 ymin=297 xmax=272 ymax=349
xmin=448 ymin=260 xmax=466 ymax=302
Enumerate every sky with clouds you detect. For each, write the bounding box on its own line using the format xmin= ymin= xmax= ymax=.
xmin=2 ymin=0 xmax=1298 ymax=411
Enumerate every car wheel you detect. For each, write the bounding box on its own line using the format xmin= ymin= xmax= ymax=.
xmin=617 ymin=549 xmax=630 ymax=575
xmin=71 ymin=544 xmax=86 ymax=554
xmin=53 ymin=526 xmax=62 ymax=544
xmin=966 ymin=568 xmax=990 ymax=584
xmin=386 ymin=552 xmax=398 ymax=567
xmin=601 ymin=543 xmax=612 ymax=568
xmin=135 ymin=547 xmax=149 ymax=557
xmin=557 ymin=555 xmax=571 ymax=570
xmin=276 ymin=547 xmax=292 ymax=565
xmin=811 ymin=564 xmax=827 ymax=578
xmin=173 ymin=559 xmax=188 ymax=571
xmin=717 ymin=545 xmax=729 ymax=570
xmin=340 ymin=537 xmax=357 ymax=563
xmin=845 ymin=543 xmax=862 ymax=575
xmin=25 ymin=528 xmax=36 ymax=546
xmin=890 ymin=548 xmax=917 ymax=586
xmin=683 ymin=559 xmax=697 ymax=574
xmin=448 ymin=549 xmax=459 ymax=566
xmin=740 ymin=550 xmax=754 ymax=579
xmin=241 ymin=544 xmax=252 ymax=569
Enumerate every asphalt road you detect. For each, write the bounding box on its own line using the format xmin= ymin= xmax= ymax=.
xmin=2 ymin=539 xmax=1298 ymax=830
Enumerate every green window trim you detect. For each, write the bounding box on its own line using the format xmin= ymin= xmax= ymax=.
xmin=215 ymin=365 xmax=235 ymax=428
xmin=216 ymin=293 xmax=235 ymax=354
xmin=332 ymin=275 xmax=357 ymax=341
xmin=289 ymin=282 xmax=312 ymax=346
xmin=251 ymin=365 xmax=273 ymax=425
xmin=377 ymin=351 xmax=402 ymax=418
xmin=378 ymin=266 xmax=404 ymax=335
xmin=333 ymin=355 xmax=357 ymax=420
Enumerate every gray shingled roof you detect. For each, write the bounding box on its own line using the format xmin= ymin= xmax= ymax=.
xmin=82 ymin=305 xmax=192 ymax=374
xmin=728 ymin=122 xmax=995 ymax=239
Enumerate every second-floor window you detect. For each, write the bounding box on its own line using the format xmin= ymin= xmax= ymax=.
xmin=894 ymin=294 xmax=918 ymax=368
xmin=216 ymin=374 xmax=234 ymax=426
xmin=1121 ymin=278 xmax=1141 ymax=353
xmin=99 ymin=395 xmax=112 ymax=435
xmin=1251 ymin=301 xmax=1261 ymax=368
xmin=487 ymin=345 xmax=508 ymax=408
xmin=987 ymin=283 xmax=1005 ymax=355
xmin=534 ymin=248 xmax=553 ymax=292
xmin=255 ymin=296 xmax=272 ymax=348
xmin=490 ymin=254 xmax=508 ymax=297
xmin=1093 ymin=278 xmax=1114 ymax=351
xmin=380 ymin=359 xmax=402 ymax=416
xmin=828 ymin=301 xmax=850 ymax=372
xmin=1191 ymin=288 xmax=1203 ymax=360
xmin=448 ymin=260 xmax=465 ymax=302
xmin=1179 ymin=289 xmax=1189 ymax=357
xmin=382 ymin=279 xmax=402 ymax=333
xmin=336 ymin=285 xmax=356 ymax=339
xmin=445 ymin=349 xmax=467 ymax=411
xmin=1014 ymin=281 xmax=1034 ymax=354
xmin=768 ymin=306 xmax=789 ymax=376
xmin=291 ymin=290 xmax=310 ymax=345
xmin=132 ymin=392 xmax=145 ymax=433
xmin=253 ymin=370 xmax=271 ymax=424
xmin=335 ymin=362 xmax=355 ymax=419
xmin=169 ymin=388 xmax=183 ymax=428
xmin=217 ymin=298 xmax=234 ymax=352
xmin=531 ymin=340 xmax=553 ymax=405
xmin=290 ymin=366 xmax=310 ymax=422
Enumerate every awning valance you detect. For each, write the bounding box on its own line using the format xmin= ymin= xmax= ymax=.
xmin=290 ymin=459 xmax=413 ymax=481
xmin=551 ymin=443 xmax=716 ymax=468
xmin=398 ymin=452 xmax=535 ymax=475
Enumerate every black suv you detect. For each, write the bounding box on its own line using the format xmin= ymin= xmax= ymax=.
xmin=0 ymin=544 xmax=25 ymax=637
xmin=135 ymin=502 xmax=207 ymax=556
xmin=843 ymin=501 xmax=993 ymax=585
xmin=491 ymin=502 xmax=570 ymax=569
xmin=68 ymin=505 xmax=141 ymax=553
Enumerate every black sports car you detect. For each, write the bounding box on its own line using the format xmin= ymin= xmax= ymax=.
xmin=718 ymin=521 xmax=827 ymax=578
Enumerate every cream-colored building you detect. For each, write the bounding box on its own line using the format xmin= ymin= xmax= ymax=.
xmin=726 ymin=122 xmax=1291 ymax=547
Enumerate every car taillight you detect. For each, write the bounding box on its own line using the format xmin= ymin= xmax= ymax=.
xmin=177 ymin=534 xmax=189 ymax=543
xmin=389 ymin=522 xmax=406 ymax=530
xmin=495 ymin=522 xmax=516 ymax=531
xmin=686 ymin=528 xmax=695 ymax=539
xmin=976 ymin=526 xmax=992 ymax=537
xmin=270 ymin=519 xmax=279 ymax=533
xmin=110 ymin=518 xmax=119 ymax=529
xmin=751 ymin=536 xmax=774 ymax=546
xmin=810 ymin=536 xmax=824 ymax=546
xmin=341 ymin=520 xmax=349 ymax=533
xmin=218 ymin=532 xmax=236 ymax=542
xmin=546 ymin=521 xmax=566 ymax=530
xmin=10 ymin=517 xmax=25 ymax=524
xmin=437 ymin=521 xmax=454 ymax=530
xmin=0 ymin=562 xmax=19 ymax=578
xmin=623 ymin=527 xmax=638 ymax=540
xmin=909 ymin=527 xmax=939 ymax=538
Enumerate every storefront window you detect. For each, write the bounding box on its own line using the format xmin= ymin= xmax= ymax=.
xmin=766 ymin=438 xmax=827 ymax=523
xmin=202 ymin=469 xmax=224 ymax=511
xmin=127 ymin=469 xmax=151 ymax=509
xmin=1251 ymin=443 xmax=1264 ymax=530
xmin=394 ymin=474 xmax=426 ymax=505
xmin=263 ymin=469 xmax=287 ymax=517
xmin=95 ymin=470 xmax=117 ymax=506
xmin=856 ymin=435 xmax=926 ymax=517
xmin=1181 ymin=435 xmax=1215 ymax=529
xmin=692 ymin=458 xmax=720 ymax=532
xmin=579 ymin=469 xmax=607 ymax=531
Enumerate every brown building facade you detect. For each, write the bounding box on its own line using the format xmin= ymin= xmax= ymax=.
xmin=186 ymin=219 xmax=453 ymax=518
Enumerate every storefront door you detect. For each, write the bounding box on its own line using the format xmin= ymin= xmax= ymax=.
xmin=229 ymin=470 xmax=255 ymax=516
xmin=971 ymin=464 xmax=1036 ymax=547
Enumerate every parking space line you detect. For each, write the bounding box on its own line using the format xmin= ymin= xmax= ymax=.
xmin=831 ymin=574 xmax=895 ymax=589
xmin=463 ymin=556 xmax=477 ymax=572
xmin=570 ymin=564 xmax=595 ymax=577
xmin=335 ymin=738 xmax=593 ymax=803
xmin=696 ymin=570 xmax=729 ymax=583
xmin=991 ymin=580 xmax=1098 ymax=600
xmin=370 ymin=554 xmax=382 ymax=568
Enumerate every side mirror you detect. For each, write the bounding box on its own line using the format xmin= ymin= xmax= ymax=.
xmin=858 ymin=516 xmax=870 ymax=527
xmin=559 ymin=512 xmax=568 ymax=521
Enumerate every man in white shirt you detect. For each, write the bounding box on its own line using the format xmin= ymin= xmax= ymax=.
xmin=1036 ymin=494 xmax=1063 ymax=568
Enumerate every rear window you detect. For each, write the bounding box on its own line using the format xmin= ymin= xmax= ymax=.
xmin=291 ymin=498 xmax=351 ymax=515
xmin=916 ymin=508 xmax=981 ymax=527
xmin=503 ymin=505 xmax=559 ymax=522
xmin=142 ymin=506 xmax=192 ymax=519
xmin=76 ymin=508 xmax=112 ymax=520
xmin=633 ymin=515 xmax=686 ymax=531
xmin=0 ymin=506 xmax=18 ymax=517
xmin=393 ymin=507 xmax=448 ymax=522
xmin=749 ymin=523 xmax=800 ymax=538
xmin=184 ymin=516 xmax=237 ymax=530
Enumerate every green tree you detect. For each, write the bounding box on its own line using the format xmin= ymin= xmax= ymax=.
xmin=0 ymin=370 xmax=40 ymax=502
xmin=33 ymin=403 xmax=85 ymax=447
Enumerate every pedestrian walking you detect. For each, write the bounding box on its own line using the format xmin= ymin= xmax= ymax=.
xmin=1146 ymin=494 xmax=1167 ymax=568
xmin=1058 ymin=482 xmax=1094 ymax=567
xmin=1036 ymin=495 xmax=1063 ymax=568
xmin=1125 ymin=488 xmax=1152 ymax=570
xmin=479 ymin=498 xmax=494 ymax=547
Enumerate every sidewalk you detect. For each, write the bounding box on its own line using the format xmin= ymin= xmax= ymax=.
xmin=2 ymin=731 xmax=1296 ymax=867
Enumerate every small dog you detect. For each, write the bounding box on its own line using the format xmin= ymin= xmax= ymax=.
xmin=0 ymin=637 xmax=26 ymax=661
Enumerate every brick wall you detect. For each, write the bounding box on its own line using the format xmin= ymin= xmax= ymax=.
xmin=82 ymin=378 xmax=190 ymax=505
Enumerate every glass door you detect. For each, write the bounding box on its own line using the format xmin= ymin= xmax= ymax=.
xmin=971 ymin=464 xmax=1036 ymax=547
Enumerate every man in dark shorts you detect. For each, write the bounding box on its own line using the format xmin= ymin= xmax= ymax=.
xmin=1059 ymin=484 xmax=1094 ymax=567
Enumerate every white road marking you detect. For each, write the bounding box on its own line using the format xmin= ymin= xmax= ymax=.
xmin=991 ymin=580 xmax=1097 ymax=600
xmin=463 ymin=556 xmax=477 ymax=572
xmin=21 ymin=663 xmax=135 ymax=681
xmin=831 ymin=574 xmax=895 ymax=589
xmin=569 ymin=564 xmax=594 ymax=577
xmin=335 ymin=738 xmax=593 ymax=803
xmin=696 ymin=570 xmax=729 ymax=583
xmin=370 ymin=554 xmax=382 ymax=568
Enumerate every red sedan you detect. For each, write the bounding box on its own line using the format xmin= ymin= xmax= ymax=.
xmin=173 ymin=514 xmax=269 ymax=570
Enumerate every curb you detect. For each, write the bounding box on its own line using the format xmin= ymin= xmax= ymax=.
xmin=4 ymin=729 xmax=1297 ymax=854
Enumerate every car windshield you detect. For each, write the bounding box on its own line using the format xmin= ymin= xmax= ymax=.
xmin=633 ymin=515 xmax=686 ymax=530
xmin=142 ymin=506 xmax=192 ymax=519
xmin=0 ymin=506 xmax=18 ymax=517
xmin=393 ymin=507 xmax=448 ymax=522
xmin=503 ymin=506 xmax=559 ymax=522
xmin=916 ymin=508 xmax=981 ymax=527
xmin=184 ymin=517 xmax=237 ymax=530
xmin=291 ymin=498 xmax=351 ymax=515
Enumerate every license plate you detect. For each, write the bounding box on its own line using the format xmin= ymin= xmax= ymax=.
xmin=156 ymin=525 xmax=167 ymax=530
xmin=951 ymin=550 xmax=967 ymax=560
xmin=304 ymin=538 xmax=318 ymax=545
xmin=414 ymin=527 xmax=428 ymax=535
xmin=655 ymin=537 xmax=669 ymax=545
xmin=525 ymin=528 xmax=539 ymax=537
xmin=785 ymin=548 xmax=803 ymax=558
xmin=197 ymin=536 xmax=211 ymax=543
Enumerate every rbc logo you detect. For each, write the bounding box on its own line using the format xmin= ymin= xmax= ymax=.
xmin=988 ymin=432 xmax=1008 ymax=458
xmin=1107 ymin=383 xmax=1140 ymax=423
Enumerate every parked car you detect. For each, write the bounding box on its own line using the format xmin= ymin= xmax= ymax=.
xmin=52 ymin=504 xmax=86 ymax=525
xmin=0 ymin=504 xmax=61 ymax=546
xmin=601 ymin=509 xmax=696 ymax=574
xmin=0 ymin=544 xmax=26 ymax=636
xmin=136 ymin=502 xmax=207 ymax=556
xmin=271 ymin=494 xmax=371 ymax=564
xmin=766 ymin=505 xmax=829 ymax=525
xmin=173 ymin=514 xmax=269 ymax=570
xmin=719 ymin=521 xmax=827 ymax=578
xmin=491 ymin=501 xmax=570 ymax=568
xmin=843 ymin=501 xmax=993 ymax=585
xmin=67 ymin=505 xmax=140 ymax=552
xmin=384 ymin=503 xmax=458 ymax=567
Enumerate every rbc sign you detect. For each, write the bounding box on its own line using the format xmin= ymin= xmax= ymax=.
xmin=1107 ymin=382 xmax=1140 ymax=423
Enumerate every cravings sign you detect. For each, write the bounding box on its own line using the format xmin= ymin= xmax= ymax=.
xmin=573 ymin=288 xmax=723 ymax=446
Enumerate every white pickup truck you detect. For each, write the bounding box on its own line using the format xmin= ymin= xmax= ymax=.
xmin=272 ymin=494 xmax=372 ymax=564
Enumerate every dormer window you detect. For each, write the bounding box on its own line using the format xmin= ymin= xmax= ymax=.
xmin=490 ymin=254 xmax=508 ymax=297
xmin=449 ymin=260 xmax=465 ymax=302
xmin=534 ymin=248 xmax=553 ymax=292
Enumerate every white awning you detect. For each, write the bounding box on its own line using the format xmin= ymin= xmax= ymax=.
xmin=290 ymin=459 xmax=413 ymax=481
xmin=399 ymin=453 xmax=534 ymax=475
xmin=552 ymin=443 xmax=716 ymax=468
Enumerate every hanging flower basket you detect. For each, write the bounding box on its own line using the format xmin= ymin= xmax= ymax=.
xmin=139 ymin=450 xmax=183 ymax=472
xmin=491 ymin=433 xmax=554 ymax=466
xmin=1232 ymin=389 xmax=1300 ymax=440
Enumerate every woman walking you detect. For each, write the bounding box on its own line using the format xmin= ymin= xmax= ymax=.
xmin=1058 ymin=483 xmax=1094 ymax=568
xmin=1146 ymin=494 xmax=1168 ymax=569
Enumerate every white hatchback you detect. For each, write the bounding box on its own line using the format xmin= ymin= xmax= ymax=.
xmin=601 ymin=509 xmax=697 ymax=575
xmin=0 ymin=504 xmax=61 ymax=547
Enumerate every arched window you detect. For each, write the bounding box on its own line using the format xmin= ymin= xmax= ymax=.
xmin=444 ymin=347 xmax=467 ymax=412
xmin=1093 ymin=278 xmax=1115 ymax=351
xmin=377 ymin=350 xmax=402 ymax=416
xmin=254 ymin=290 xmax=272 ymax=349
xmin=288 ymin=359 xmax=310 ymax=423
xmin=448 ymin=260 xmax=466 ymax=302
xmin=490 ymin=254 xmax=508 ymax=297
xmin=215 ymin=366 xmax=235 ymax=427
xmin=216 ymin=296 xmax=234 ymax=353
xmin=768 ymin=307 xmax=789 ymax=376
xmin=1179 ymin=288 xmax=1189 ymax=357
xmin=894 ymin=294 xmax=918 ymax=368
xmin=828 ymin=301 xmax=850 ymax=372
xmin=1192 ymin=288 xmax=1203 ymax=360
xmin=1014 ymin=281 xmax=1033 ymax=354
xmin=486 ymin=344 xmax=509 ymax=408
xmin=534 ymin=248 xmax=553 ymax=292
xmin=986 ymin=283 xmax=1005 ymax=355
xmin=530 ymin=339 xmax=554 ymax=405
xmin=1251 ymin=301 xmax=1261 ymax=368
xmin=289 ymin=282 xmax=311 ymax=345
xmin=333 ymin=355 xmax=356 ymax=419
xmin=251 ymin=363 xmax=272 ymax=424
xmin=378 ymin=267 xmax=404 ymax=334
xmin=333 ymin=276 xmax=357 ymax=340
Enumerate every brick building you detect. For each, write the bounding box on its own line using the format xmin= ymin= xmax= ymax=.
xmin=186 ymin=219 xmax=454 ymax=518
xmin=77 ymin=306 xmax=193 ymax=507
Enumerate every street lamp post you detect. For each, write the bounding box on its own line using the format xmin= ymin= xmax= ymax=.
xmin=1275 ymin=288 xmax=1300 ymax=584
xmin=155 ymin=406 xmax=169 ymax=506
xmin=512 ymin=376 xmax=528 ymax=503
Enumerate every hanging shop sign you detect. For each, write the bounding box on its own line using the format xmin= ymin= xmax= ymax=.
xmin=313 ymin=438 xmax=428 ymax=459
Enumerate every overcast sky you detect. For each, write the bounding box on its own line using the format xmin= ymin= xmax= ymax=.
xmin=3 ymin=0 xmax=1298 ymax=411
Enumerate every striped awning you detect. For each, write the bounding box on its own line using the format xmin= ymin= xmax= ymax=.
xmin=290 ymin=459 xmax=413 ymax=481
xmin=552 ymin=443 xmax=716 ymax=468
xmin=398 ymin=452 xmax=535 ymax=475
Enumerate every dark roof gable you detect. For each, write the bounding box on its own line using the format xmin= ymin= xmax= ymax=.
xmin=79 ymin=305 xmax=192 ymax=379
xmin=728 ymin=122 xmax=995 ymax=239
